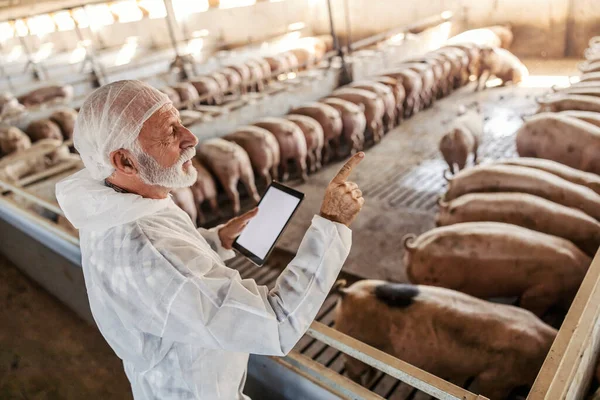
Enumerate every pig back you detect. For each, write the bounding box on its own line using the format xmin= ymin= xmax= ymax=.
xmin=26 ymin=119 xmax=63 ymax=142
xmin=189 ymin=79 xmax=218 ymax=101
xmin=288 ymin=103 xmax=343 ymax=140
xmin=198 ymin=138 xmax=250 ymax=176
xmin=50 ymin=108 xmax=78 ymax=140
xmin=252 ymin=118 xmax=307 ymax=159
xmin=404 ymin=222 xmax=590 ymax=298
xmin=174 ymin=83 xmax=200 ymax=105
xmin=321 ymin=98 xmax=367 ymax=140
xmin=224 ymin=126 xmax=280 ymax=169
xmin=335 ymin=280 xmax=556 ymax=387
xmin=285 ymin=114 xmax=325 ymax=150
xmin=206 ymin=72 xmax=229 ymax=94
xmin=330 ymin=88 xmax=385 ymax=126
xmin=191 ymin=158 xmax=217 ymax=199
xmin=161 ymin=87 xmax=181 ymax=105
xmin=371 ymin=76 xmax=407 ymax=104
xmin=219 ymin=68 xmax=242 ymax=92
xmin=348 ymin=81 xmax=396 ymax=117
xmin=0 ymin=127 xmax=31 ymax=156
xmin=382 ymin=69 xmax=423 ymax=99
xmin=227 ymin=64 xmax=252 ymax=85
xmin=516 ymin=113 xmax=600 ymax=174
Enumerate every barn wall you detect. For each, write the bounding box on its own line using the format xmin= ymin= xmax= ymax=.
xmin=308 ymin=0 xmax=600 ymax=57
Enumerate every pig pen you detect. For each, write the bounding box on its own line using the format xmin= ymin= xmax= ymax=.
xmin=1 ymin=54 xmax=598 ymax=400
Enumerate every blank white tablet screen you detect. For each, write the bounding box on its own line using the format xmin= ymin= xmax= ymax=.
xmin=235 ymin=186 xmax=301 ymax=260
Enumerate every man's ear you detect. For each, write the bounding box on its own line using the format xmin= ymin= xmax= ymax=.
xmin=110 ymin=149 xmax=139 ymax=176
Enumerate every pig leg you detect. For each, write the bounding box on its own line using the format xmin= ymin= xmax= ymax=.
xmin=519 ymin=285 xmax=559 ymax=317
xmin=240 ymin=170 xmax=261 ymax=203
xmin=305 ymin=152 xmax=316 ymax=174
xmin=314 ymin=147 xmax=323 ymax=170
xmin=208 ymin=197 xmax=220 ymax=218
xmin=473 ymin=136 xmax=480 ymax=165
xmin=322 ymin=143 xmax=332 ymax=165
xmin=295 ymin=156 xmax=308 ymax=182
xmin=262 ymin=169 xmax=272 ymax=185
xmin=476 ymin=69 xmax=491 ymax=91
xmin=279 ymin=161 xmax=290 ymax=182
xmin=344 ymin=356 xmax=376 ymax=385
xmin=471 ymin=370 xmax=514 ymax=400
xmin=270 ymin=165 xmax=279 ymax=182
xmin=224 ymin=179 xmax=241 ymax=215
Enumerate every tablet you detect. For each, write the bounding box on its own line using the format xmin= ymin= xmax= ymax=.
xmin=233 ymin=182 xmax=304 ymax=266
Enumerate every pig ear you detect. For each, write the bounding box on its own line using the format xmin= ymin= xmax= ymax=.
xmin=332 ymin=280 xmax=348 ymax=296
xmin=443 ymin=169 xmax=454 ymax=182
xmin=437 ymin=197 xmax=449 ymax=209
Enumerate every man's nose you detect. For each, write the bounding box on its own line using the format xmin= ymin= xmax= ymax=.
xmin=180 ymin=126 xmax=199 ymax=149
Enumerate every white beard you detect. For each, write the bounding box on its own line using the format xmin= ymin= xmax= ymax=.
xmin=129 ymin=141 xmax=197 ymax=189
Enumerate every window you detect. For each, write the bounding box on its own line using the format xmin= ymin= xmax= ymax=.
xmin=14 ymin=19 xmax=29 ymax=37
xmin=28 ymin=15 xmax=56 ymax=36
xmin=33 ymin=42 xmax=54 ymax=62
xmin=219 ymin=0 xmax=256 ymax=9
xmin=172 ymin=0 xmax=208 ymax=19
xmin=85 ymin=4 xmax=115 ymax=28
xmin=0 ymin=22 xmax=14 ymax=42
xmin=110 ymin=1 xmax=144 ymax=23
xmin=115 ymin=36 xmax=138 ymax=66
xmin=137 ymin=0 xmax=167 ymax=19
xmin=71 ymin=8 xmax=90 ymax=28
xmin=52 ymin=11 xmax=76 ymax=31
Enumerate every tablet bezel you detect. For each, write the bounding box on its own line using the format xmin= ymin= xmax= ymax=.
xmin=232 ymin=181 xmax=305 ymax=266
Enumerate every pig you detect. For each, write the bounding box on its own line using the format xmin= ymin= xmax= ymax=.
xmin=0 ymin=126 xmax=31 ymax=156
xmin=285 ymin=114 xmax=324 ymax=173
xmin=447 ymin=25 xmax=513 ymax=48
xmin=198 ymin=138 xmax=260 ymax=215
xmin=437 ymin=193 xmax=600 ymax=257
xmin=537 ymin=94 xmax=600 ymax=113
xmin=348 ymin=81 xmax=397 ymax=131
xmin=179 ymin=110 xmax=203 ymax=126
xmin=190 ymin=77 xmax=222 ymax=105
xmin=380 ymin=69 xmax=423 ymax=117
xmin=224 ymin=126 xmax=280 ymax=184
xmin=333 ymin=280 xmax=557 ymax=399
xmin=439 ymin=107 xmax=482 ymax=174
xmin=264 ymin=55 xmax=290 ymax=76
xmin=370 ymin=76 xmax=406 ymax=123
xmin=288 ymin=103 xmax=343 ymax=163
xmin=26 ymin=119 xmax=63 ymax=142
xmin=446 ymin=43 xmax=483 ymax=80
xmin=515 ymin=112 xmax=600 ymax=174
xmin=478 ymin=47 xmax=529 ymax=90
xmin=191 ymin=158 xmax=219 ymax=226
xmin=49 ymin=108 xmax=78 ymax=140
xmin=246 ymin=60 xmax=266 ymax=92
xmin=0 ymin=92 xmax=25 ymax=119
xmin=161 ymin=87 xmax=182 ymax=105
xmin=431 ymin=49 xmax=465 ymax=94
xmin=494 ymin=156 xmax=600 ymax=195
xmin=252 ymin=117 xmax=308 ymax=181
xmin=579 ymin=72 xmax=600 ymax=83
xmin=578 ymin=60 xmax=600 ymax=74
xmin=171 ymin=187 xmax=198 ymax=227
xmin=405 ymin=56 xmax=446 ymax=99
xmin=396 ymin=63 xmax=437 ymax=108
xmin=289 ymin=48 xmax=315 ymax=69
xmin=0 ymin=139 xmax=65 ymax=182
xmin=255 ymin=58 xmax=273 ymax=84
xmin=226 ymin=64 xmax=252 ymax=93
xmin=281 ymin=52 xmax=300 ymax=72
xmin=435 ymin=47 xmax=471 ymax=89
xmin=320 ymin=98 xmax=366 ymax=156
xmin=444 ymin=164 xmax=600 ymax=221
xmin=173 ymin=83 xmax=201 ymax=107
xmin=404 ymin=222 xmax=590 ymax=316
xmin=328 ymin=88 xmax=385 ymax=144
xmin=219 ymin=67 xmax=244 ymax=95
xmin=18 ymin=85 xmax=74 ymax=108
xmin=206 ymin=72 xmax=229 ymax=102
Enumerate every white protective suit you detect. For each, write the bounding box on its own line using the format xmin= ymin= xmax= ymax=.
xmin=55 ymin=168 xmax=352 ymax=399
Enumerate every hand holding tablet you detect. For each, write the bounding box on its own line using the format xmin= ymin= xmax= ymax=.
xmin=232 ymin=152 xmax=365 ymax=265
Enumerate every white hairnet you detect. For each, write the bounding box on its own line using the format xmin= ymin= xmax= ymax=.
xmin=74 ymin=80 xmax=171 ymax=180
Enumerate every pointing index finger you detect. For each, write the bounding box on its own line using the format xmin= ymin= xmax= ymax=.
xmin=332 ymin=152 xmax=365 ymax=183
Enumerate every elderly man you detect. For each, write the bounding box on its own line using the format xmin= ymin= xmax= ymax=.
xmin=55 ymin=80 xmax=365 ymax=399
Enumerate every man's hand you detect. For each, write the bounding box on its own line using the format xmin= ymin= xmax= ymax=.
xmin=320 ymin=152 xmax=365 ymax=226
xmin=218 ymin=207 xmax=259 ymax=250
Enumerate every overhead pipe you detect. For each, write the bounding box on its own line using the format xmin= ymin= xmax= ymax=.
xmin=326 ymin=0 xmax=352 ymax=85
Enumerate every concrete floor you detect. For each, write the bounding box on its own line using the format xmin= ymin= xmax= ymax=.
xmin=0 ymin=253 xmax=132 ymax=400
xmin=0 ymin=57 xmax=581 ymax=399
